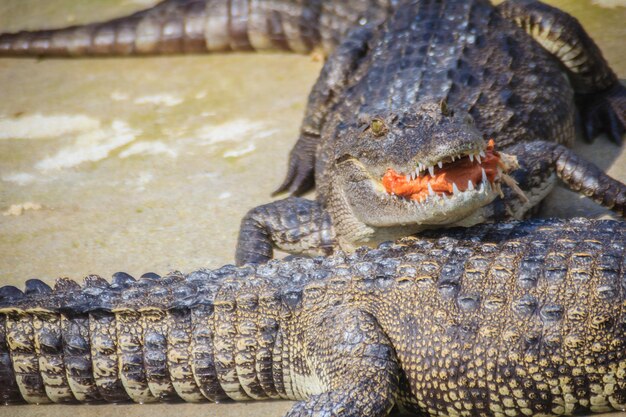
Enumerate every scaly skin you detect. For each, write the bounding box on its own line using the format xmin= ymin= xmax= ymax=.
xmin=1 ymin=218 xmax=625 ymax=417
xmin=236 ymin=0 xmax=626 ymax=264
xmin=0 ymin=0 xmax=395 ymax=56
xmin=0 ymin=1 xmax=625 ymax=264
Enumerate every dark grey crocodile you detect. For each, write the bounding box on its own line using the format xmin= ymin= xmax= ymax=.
xmin=1 ymin=218 xmax=625 ymax=417
xmin=234 ymin=0 xmax=626 ymax=265
xmin=1 ymin=0 xmax=625 ymax=266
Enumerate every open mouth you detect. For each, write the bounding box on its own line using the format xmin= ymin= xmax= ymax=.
xmin=381 ymin=140 xmax=511 ymax=202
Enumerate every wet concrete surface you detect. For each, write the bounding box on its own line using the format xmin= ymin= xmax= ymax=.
xmin=0 ymin=0 xmax=624 ymax=416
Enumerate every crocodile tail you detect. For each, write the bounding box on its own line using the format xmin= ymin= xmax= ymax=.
xmin=0 ymin=292 xmax=22 ymax=405
xmin=0 ymin=271 xmax=238 ymax=404
xmin=0 ymin=0 xmax=327 ymax=56
xmin=0 ymin=0 xmax=319 ymax=57
xmin=0 ymin=0 xmax=213 ymax=57
xmin=0 ymin=0 xmax=396 ymax=58
xmin=0 ymin=273 xmax=188 ymax=404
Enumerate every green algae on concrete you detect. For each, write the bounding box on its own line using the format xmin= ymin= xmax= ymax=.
xmin=0 ymin=1 xmax=625 ymax=417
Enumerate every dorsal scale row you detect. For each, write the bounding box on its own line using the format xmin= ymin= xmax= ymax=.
xmin=0 ymin=218 xmax=624 ymax=411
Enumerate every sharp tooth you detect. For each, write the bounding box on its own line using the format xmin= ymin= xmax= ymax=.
xmin=481 ymin=167 xmax=488 ymax=184
xmin=428 ymin=166 xmax=435 ymax=177
xmin=476 ymin=154 xmax=482 ymax=164
xmin=451 ymin=155 xmax=456 ymax=162
xmin=479 ymin=150 xmax=486 ymax=158
xmin=438 ymin=161 xmax=443 ymax=169
xmin=406 ymin=174 xmax=411 ymax=182
xmin=418 ymin=163 xmax=423 ymax=172
xmin=469 ymin=154 xmax=474 ymax=162
xmin=452 ymin=182 xmax=459 ymax=194
xmin=467 ymin=180 xmax=474 ymax=191
xmin=428 ymin=183 xmax=435 ymax=196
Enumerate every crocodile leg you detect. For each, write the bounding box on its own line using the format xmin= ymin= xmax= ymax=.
xmin=274 ymin=24 xmax=377 ymax=196
xmin=0 ymin=0 xmax=394 ymax=57
xmin=498 ymin=0 xmax=626 ymax=143
xmin=235 ymin=197 xmax=337 ymax=265
xmin=286 ymin=309 xmax=399 ymax=417
xmin=497 ymin=141 xmax=625 ymax=219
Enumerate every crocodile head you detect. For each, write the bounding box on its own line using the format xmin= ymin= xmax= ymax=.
xmin=332 ymin=99 xmax=516 ymax=230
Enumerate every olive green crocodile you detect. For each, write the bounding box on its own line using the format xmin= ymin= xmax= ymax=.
xmin=1 ymin=218 xmax=625 ymax=417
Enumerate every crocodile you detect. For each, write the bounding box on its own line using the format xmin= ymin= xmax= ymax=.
xmin=1 ymin=0 xmax=626 ymax=266
xmin=1 ymin=218 xmax=625 ymax=417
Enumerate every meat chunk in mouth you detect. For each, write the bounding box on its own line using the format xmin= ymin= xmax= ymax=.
xmin=382 ymin=140 xmax=506 ymax=202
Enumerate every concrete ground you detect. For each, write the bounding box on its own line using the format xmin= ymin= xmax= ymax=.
xmin=0 ymin=1 xmax=624 ymax=416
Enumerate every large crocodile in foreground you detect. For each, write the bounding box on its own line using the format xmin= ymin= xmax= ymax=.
xmin=1 ymin=0 xmax=625 ymax=265
xmin=1 ymin=218 xmax=625 ymax=417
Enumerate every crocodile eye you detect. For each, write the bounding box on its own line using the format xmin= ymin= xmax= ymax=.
xmin=370 ymin=118 xmax=388 ymax=136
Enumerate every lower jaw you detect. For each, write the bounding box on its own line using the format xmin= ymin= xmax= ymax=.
xmin=355 ymin=187 xmax=498 ymax=228
xmin=351 ymin=195 xmax=497 ymax=248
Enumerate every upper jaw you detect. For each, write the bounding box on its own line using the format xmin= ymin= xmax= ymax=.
xmin=383 ymin=141 xmax=489 ymax=181
xmin=337 ymin=140 xmax=516 ymax=228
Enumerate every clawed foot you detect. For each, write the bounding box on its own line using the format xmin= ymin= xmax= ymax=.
xmin=273 ymin=132 xmax=317 ymax=196
xmin=579 ymin=82 xmax=626 ymax=144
